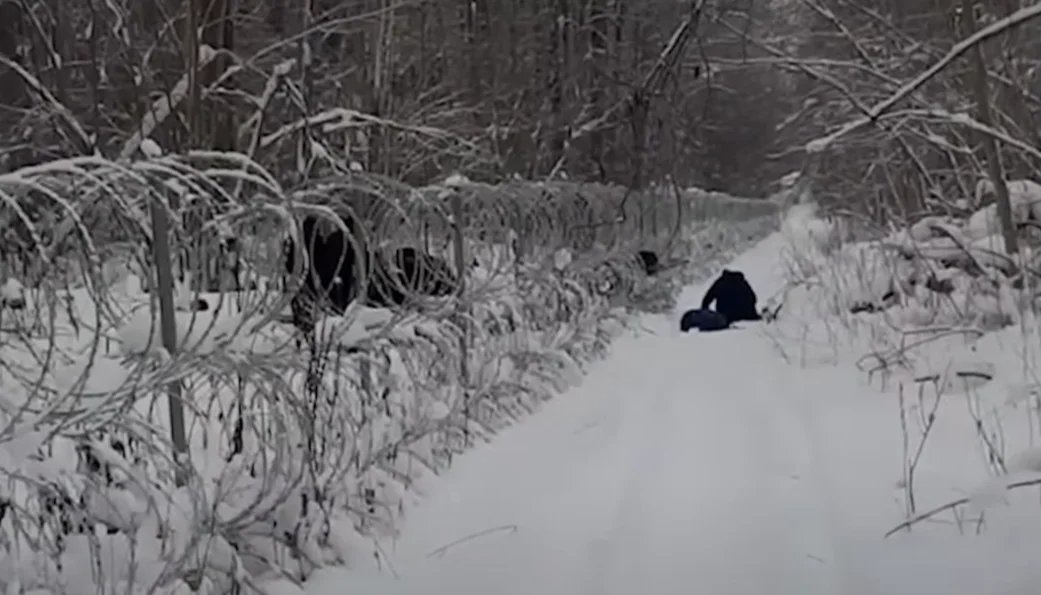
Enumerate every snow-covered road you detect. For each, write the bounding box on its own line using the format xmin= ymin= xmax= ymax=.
xmin=315 ymin=235 xmax=850 ymax=594
xmin=296 ymin=232 xmax=1041 ymax=595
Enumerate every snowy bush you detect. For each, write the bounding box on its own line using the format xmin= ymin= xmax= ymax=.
xmin=0 ymin=152 xmax=777 ymax=593
xmin=769 ymin=180 xmax=1041 ymax=358
xmin=763 ymin=179 xmax=1041 ymax=539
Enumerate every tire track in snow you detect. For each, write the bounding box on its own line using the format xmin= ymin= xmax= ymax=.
xmin=378 ymin=326 xmax=684 ymax=595
xmin=752 ymin=338 xmax=850 ymax=594
xmin=580 ymin=334 xmax=682 ymax=595
xmin=572 ymin=327 xmax=844 ymax=595
xmin=765 ymin=360 xmax=856 ymax=595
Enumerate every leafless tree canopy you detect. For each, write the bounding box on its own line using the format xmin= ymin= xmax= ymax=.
xmin=0 ymin=0 xmax=818 ymax=196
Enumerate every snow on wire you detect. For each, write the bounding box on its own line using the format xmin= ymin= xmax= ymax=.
xmin=0 ymin=149 xmax=777 ymax=594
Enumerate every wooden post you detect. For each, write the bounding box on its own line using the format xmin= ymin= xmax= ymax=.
xmin=450 ymin=190 xmax=470 ymax=445
xmin=149 ymin=192 xmax=189 ymax=486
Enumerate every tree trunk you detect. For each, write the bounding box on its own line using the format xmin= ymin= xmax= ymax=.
xmin=958 ymin=0 xmax=1018 ymax=255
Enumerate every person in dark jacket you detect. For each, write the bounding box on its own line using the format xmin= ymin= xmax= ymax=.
xmin=700 ymin=269 xmax=761 ymax=324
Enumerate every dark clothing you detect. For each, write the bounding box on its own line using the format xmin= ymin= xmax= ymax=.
xmin=700 ymin=269 xmax=761 ymax=324
xmin=680 ymin=308 xmax=731 ymax=332
xmin=637 ymin=250 xmax=661 ymax=276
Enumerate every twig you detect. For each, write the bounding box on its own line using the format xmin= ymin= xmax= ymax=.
xmin=426 ymin=524 xmax=519 ymax=559
xmin=885 ymin=477 xmax=1041 ymax=538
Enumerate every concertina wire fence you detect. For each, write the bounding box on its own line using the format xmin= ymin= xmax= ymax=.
xmin=0 ymin=151 xmax=779 ymax=593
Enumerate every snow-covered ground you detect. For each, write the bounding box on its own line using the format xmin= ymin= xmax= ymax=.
xmin=301 ymin=232 xmax=1041 ymax=595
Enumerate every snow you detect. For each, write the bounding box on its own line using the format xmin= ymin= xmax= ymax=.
xmin=114 ymin=276 xmax=285 ymax=356
xmin=10 ymin=184 xmax=1041 ymax=593
xmin=965 ymin=179 xmax=1041 ymax=240
xmin=0 ymin=277 xmax=25 ymax=311
xmin=0 ymin=188 xmax=782 ymax=592
xmin=301 ymin=229 xmax=1041 ymax=594
xmin=323 ymin=235 xmax=844 ymax=595
xmin=140 ymin=138 xmax=163 ymax=158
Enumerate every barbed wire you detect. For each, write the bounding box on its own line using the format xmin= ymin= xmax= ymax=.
xmin=0 ymin=152 xmax=777 ymax=593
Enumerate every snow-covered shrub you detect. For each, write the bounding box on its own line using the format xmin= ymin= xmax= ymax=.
xmin=0 ymin=153 xmax=776 ymax=593
xmin=0 ymin=277 xmax=25 ymax=308
xmin=769 ymin=177 xmax=1041 ymax=373
xmin=965 ymin=179 xmax=1041 ymax=240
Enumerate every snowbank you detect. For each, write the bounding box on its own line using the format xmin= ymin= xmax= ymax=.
xmin=770 ymin=180 xmax=1041 ymax=351
xmin=762 ymin=182 xmax=1041 ymax=591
